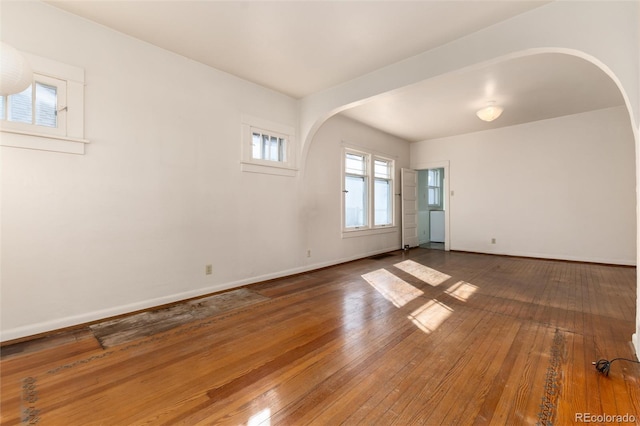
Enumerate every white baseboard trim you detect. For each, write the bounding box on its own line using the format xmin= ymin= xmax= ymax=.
xmin=0 ymin=246 xmax=400 ymax=343
xmin=452 ymin=247 xmax=636 ymax=266
xmin=633 ymin=333 xmax=639 ymax=359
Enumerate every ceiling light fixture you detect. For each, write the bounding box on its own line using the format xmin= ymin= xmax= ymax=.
xmin=0 ymin=42 xmax=33 ymax=96
xmin=476 ymin=101 xmax=503 ymax=122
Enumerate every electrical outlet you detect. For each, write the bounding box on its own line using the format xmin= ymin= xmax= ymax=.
xmin=491 ymin=238 xmax=496 ymax=244
xmin=307 ymin=249 xmax=311 ymax=258
xmin=205 ymin=264 xmax=213 ymax=275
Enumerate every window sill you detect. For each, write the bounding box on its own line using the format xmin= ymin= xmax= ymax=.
xmin=0 ymin=128 xmax=89 ymax=155
xmin=240 ymin=161 xmax=298 ymax=177
xmin=342 ymin=226 xmax=398 ymax=239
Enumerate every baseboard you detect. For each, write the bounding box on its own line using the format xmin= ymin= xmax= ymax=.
xmin=633 ymin=333 xmax=639 ymax=359
xmin=451 ymin=247 xmax=636 ymax=266
xmin=0 ymin=245 xmax=399 ymax=343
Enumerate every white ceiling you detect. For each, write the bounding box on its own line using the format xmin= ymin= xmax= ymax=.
xmin=341 ymin=52 xmax=625 ymax=141
xmin=46 ymin=0 xmax=625 ymax=141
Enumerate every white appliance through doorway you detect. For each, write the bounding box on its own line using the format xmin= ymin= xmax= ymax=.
xmin=430 ymin=210 xmax=445 ymax=243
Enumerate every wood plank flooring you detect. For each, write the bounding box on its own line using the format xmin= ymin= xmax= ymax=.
xmin=1 ymin=249 xmax=638 ymax=425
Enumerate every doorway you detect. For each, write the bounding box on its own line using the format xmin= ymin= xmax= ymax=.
xmin=418 ymin=168 xmax=445 ymax=250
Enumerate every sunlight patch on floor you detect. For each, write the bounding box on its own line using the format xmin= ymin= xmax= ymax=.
xmin=394 ymin=260 xmax=451 ymax=286
xmin=444 ymin=280 xmax=478 ymax=302
xmin=408 ymin=299 xmax=453 ymax=334
xmin=362 ymin=269 xmax=424 ymax=308
xmin=248 ymin=408 xmax=271 ymax=426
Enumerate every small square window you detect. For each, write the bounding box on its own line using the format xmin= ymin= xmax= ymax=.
xmin=252 ymin=131 xmax=287 ymax=162
xmin=0 ymin=52 xmax=88 ymax=154
xmin=1 ymin=73 xmax=67 ymax=137
xmin=241 ymin=115 xmax=297 ymax=177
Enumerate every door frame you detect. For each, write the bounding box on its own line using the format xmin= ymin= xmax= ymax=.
xmin=413 ymin=160 xmax=451 ymax=251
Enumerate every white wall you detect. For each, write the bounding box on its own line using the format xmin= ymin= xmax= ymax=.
xmin=1 ymin=2 xmax=305 ymax=340
xmin=411 ymin=106 xmax=636 ymax=265
xmin=303 ymin=115 xmax=410 ymax=265
xmin=0 ymin=2 xmax=412 ymax=342
xmin=1 ymin=2 xmax=638 ymax=354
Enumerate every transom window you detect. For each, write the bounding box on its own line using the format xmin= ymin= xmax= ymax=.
xmin=240 ymin=115 xmax=297 ymax=177
xmin=343 ymin=148 xmax=395 ymax=231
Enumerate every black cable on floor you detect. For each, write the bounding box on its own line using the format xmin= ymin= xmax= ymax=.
xmin=593 ymin=358 xmax=640 ymax=376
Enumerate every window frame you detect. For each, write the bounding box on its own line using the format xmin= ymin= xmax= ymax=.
xmin=342 ymin=146 xmax=396 ymax=235
xmin=0 ymin=51 xmax=88 ymax=154
xmin=251 ymin=128 xmax=288 ymax=163
xmin=1 ymin=73 xmax=67 ymax=137
xmin=241 ymin=114 xmax=297 ymax=177
xmin=344 ymin=150 xmax=370 ymax=230
xmin=373 ymin=157 xmax=393 ymax=227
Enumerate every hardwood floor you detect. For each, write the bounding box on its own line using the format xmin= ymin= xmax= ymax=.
xmin=1 ymin=249 xmax=639 ymax=425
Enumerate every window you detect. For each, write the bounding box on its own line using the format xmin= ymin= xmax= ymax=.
xmin=343 ymin=148 xmax=395 ymax=232
xmin=252 ymin=130 xmax=287 ymax=162
xmin=241 ymin=114 xmax=297 ymax=177
xmin=345 ymin=152 xmax=368 ymax=228
xmin=1 ymin=74 xmax=66 ymax=136
xmin=428 ymin=169 xmax=442 ymax=207
xmin=374 ymin=159 xmax=393 ymax=226
xmin=0 ymin=52 xmax=87 ymax=154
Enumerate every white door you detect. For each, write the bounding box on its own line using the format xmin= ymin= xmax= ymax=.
xmin=401 ymin=168 xmax=419 ymax=249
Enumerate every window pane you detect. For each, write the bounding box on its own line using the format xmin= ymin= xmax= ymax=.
xmin=266 ymin=136 xmax=284 ymax=162
xmin=9 ymin=85 xmax=33 ymax=124
xmin=345 ymin=175 xmax=367 ymax=227
xmin=375 ymin=178 xmax=392 ymax=226
xmin=374 ymin=159 xmax=390 ymax=179
xmin=0 ymin=96 xmax=5 ymax=120
xmin=252 ymin=131 xmax=286 ymax=162
xmin=252 ymin=132 xmax=262 ymax=159
xmin=266 ymin=135 xmax=275 ymax=161
xmin=278 ymin=137 xmax=286 ymax=162
xmin=276 ymin=138 xmax=281 ymax=160
xmin=261 ymin=134 xmax=269 ymax=159
xmin=428 ymin=188 xmax=440 ymax=206
xmin=428 ymin=169 xmax=441 ymax=188
xmin=35 ymin=82 xmax=57 ymax=127
xmin=346 ymin=153 xmax=366 ymax=175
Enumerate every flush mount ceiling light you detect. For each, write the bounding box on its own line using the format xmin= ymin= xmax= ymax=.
xmin=0 ymin=42 xmax=33 ymax=96
xmin=476 ymin=101 xmax=504 ymax=122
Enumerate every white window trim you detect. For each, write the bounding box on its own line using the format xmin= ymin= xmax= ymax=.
xmin=342 ymin=144 xmax=397 ymax=238
xmin=240 ymin=114 xmax=297 ymax=177
xmin=0 ymin=52 xmax=88 ymax=155
xmin=344 ymin=149 xmax=370 ymax=230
